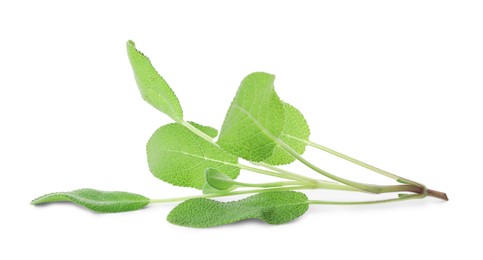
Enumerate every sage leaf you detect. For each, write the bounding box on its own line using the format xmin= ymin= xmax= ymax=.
xmin=127 ymin=40 xmax=183 ymax=122
xmin=263 ymin=102 xmax=310 ymax=165
xmin=201 ymin=182 xmax=232 ymax=194
xmin=205 ymin=168 xmax=237 ymax=190
xmin=31 ymin=189 xmax=149 ymax=213
xmin=217 ymin=72 xmax=285 ymax=162
xmin=147 ymin=123 xmax=239 ymax=189
xmin=167 ymin=191 xmax=309 ymax=228
xmin=188 ymin=121 xmax=218 ymax=138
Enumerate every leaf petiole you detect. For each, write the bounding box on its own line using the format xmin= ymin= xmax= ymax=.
xmin=308 ymin=193 xmax=426 ymax=205
xmin=150 ymin=180 xmax=367 ymax=205
xmin=180 ymin=120 xmax=214 ymax=143
xmin=301 ymin=139 xmax=425 ymax=188
xmin=149 ymin=185 xmax=313 ymax=204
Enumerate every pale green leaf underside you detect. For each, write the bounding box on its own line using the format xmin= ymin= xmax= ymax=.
xmin=31 ymin=189 xmax=149 ymax=213
xmin=205 ymin=168 xmax=237 ymax=190
xmin=218 ymin=72 xmax=285 ymax=162
xmin=263 ymin=102 xmax=311 ymax=165
xmin=188 ymin=121 xmax=218 ymax=138
xmin=147 ymin=123 xmax=239 ymax=189
xmin=127 ymin=40 xmax=183 ymax=121
xmin=167 ymin=191 xmax=309 ymax=228
xmin=201 ymin=182 xmax=235 ymax=194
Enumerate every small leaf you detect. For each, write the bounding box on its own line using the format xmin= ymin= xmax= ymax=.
xmin=188 ymin=121 xmax=218 ymax=138
xmin=218 ymin=72 xmax=285 ymax=162
xmin=263 ymin=102 xmax=311 ymax=165
xmin=205 ymin=168 xmax=237 ymax=190
xmin=147 ymin=123 xmax=240 ymax=189
xmin=167 ymin=191 xmax=309 ymax=228
xmin=202 ymin=182 xmax=230 ymax=194
xmin=31 ymin=189 xmax=149 ymax=213
xmin=127 ymin=40 xmax=184 ymax=121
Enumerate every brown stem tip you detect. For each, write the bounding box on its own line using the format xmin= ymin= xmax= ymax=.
xmin=427 ymin=189 xmax=449 ymax=201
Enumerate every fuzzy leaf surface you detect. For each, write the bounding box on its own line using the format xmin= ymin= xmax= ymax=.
xmin=205 ymin=168 xmax=237 ymax=190
xmin=147 ymin=123 xmax=239 ymax=189
xmin=167 ymin=191 xmax=309 ymax=228
xmin=127 ymin=40 xmax=183 ymax=121
xmin=31 ymin=189 xmax=149 ymax=213
xmin=188 ymin=121 xmax=218 ymax=138
xmin=217 ymin=72 xmax=285 ymax=162
xmin=263 ymin=102 xmax=310 ymax=165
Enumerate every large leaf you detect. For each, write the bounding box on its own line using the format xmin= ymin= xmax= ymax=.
xmin=263 ymin=102 xmax=310 ymax=165
xmin=31 ymin=189 xmax=149 ymax=213
xmin=218 ymin=72 xmax=285 ymax=162
xmin=147 ymin=123 xmax=239 ymax=189
xmin=167 ymin=191 xmax=309 ymax=228
xmin=127 ymin=40 xmax=183 ymax=122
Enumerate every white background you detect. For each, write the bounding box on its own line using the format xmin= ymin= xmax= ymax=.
xmin=1 ymin=1 xmax=482 ymax=259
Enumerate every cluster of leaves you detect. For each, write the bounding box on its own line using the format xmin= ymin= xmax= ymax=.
xmin=32 ymin=41 xmax=447 ymax=228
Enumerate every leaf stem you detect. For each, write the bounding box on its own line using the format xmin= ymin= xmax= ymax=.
xmin=237 ymin=163 xmax=313 ymax=183
xmin=308 ymin=193 xmax=426 ymax=205
xmin=275 ymin=138 xmax=382 ymax=192
xmin=149 ymin=185 xmax=313 ymax=204
xmin=303 ymin=139 xmax=424 ymax=187
xmin=251 ymin=162 xmax=318 ymax=183
xmin=275 ymin=138 xmax=430 ymax=195
xmin=180 ymin=120 xmax=214 ymax=143
xmin=150 ymin=186 xmax=428 ymax=205
xmin=253 ymin=162 xmax=363 ymax=192
xmin=233 ymin=180 xmax=304 ymax=188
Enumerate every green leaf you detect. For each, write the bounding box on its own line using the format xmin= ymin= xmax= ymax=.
xmin=205 ymin=168 xmax=237 ymax=190
xmin=188 ymin=121 xmax=218 ymax=138
xmin=167 ymin=191 xmax=309 ymax=228
xmin=31 ymin=189 xmax=149 ymax=213
xmin=127 ymin=40 xmax=183 ymax=121
xmin=217 ymin=72 xmax=285 ymax=162
xmin=147 ymin=123 xmax=240 ymax=189
xmin=202 ymin=182 xmax=231 ymax=194
xmin=263 ymin=102 xmax=311 ymax=165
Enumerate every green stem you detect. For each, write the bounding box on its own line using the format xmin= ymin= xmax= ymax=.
xmin=237 ymin=163 xmax=313 ymax=183
xmin=315 ymin=180 xmax=363 ymax=192
xmin=180 ymin=120 xmax=214 ymax=143
xmin=275 ymin=138 xmax=429 ymax=195
xmin=235 ymin=179 xmax=362 ymax=192
xmin=149 ymin=185 xmax=314 ymax=204
xmin=275 ymin=138 xmax=381 ymax=193
xmin=308 ymin=193 xmax=426 ymax=205
xmin=150 ymin=186 xmax=427 ymax=205
xmin=303 ymin=139 xmax=424 ymax=187
xmin=253 ymin=162 xmax=363 ymax=192
xmin=234 ymin=180 xmax=303 ymax=188
xmin=251 ymin=162 xmax=318 ymax=183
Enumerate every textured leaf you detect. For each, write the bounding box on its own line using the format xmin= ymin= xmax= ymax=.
xmin=127 ymin=40 xmax=183 ymax=121
xmin=263 ymin=102 xmax=311 ymax=165
xmin=31 ymin=189 xmax=149 ymax=213
xmin=147 ymin=123 xmax=240 ymax=189
xmin=217 ymin=72 xmax=285 ymax=162
xmin=188 ymin=121 xmax=218 ymax=138
xmin=167 ymin=191 xmax=309 ymax=228
xmin=205 ymin=168 xmax=236 ymax=190
xmin=202 ymin=182 xmax=231 ymax=194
